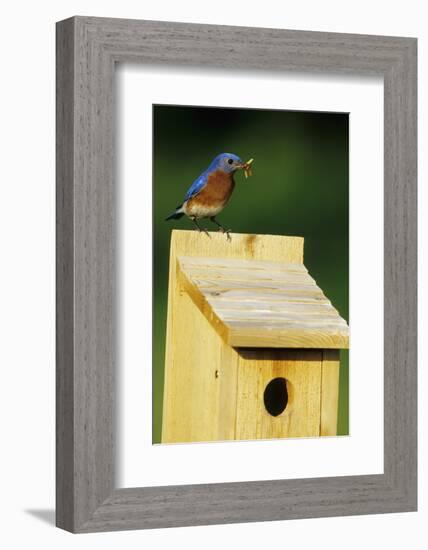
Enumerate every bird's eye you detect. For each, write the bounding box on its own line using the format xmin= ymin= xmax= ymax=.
xmin=227 ymin=158 xmax=234 ymax=165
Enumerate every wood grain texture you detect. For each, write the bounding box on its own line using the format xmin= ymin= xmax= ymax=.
xmin=320 ymin=350 xmax=341 ymax=436
xmin=162 ymin=288 xmax=226 ymax=443
xmin=178 ymin=254 xmax=349 ymax=349
xmin=56 ymin=16 xmax=417 ymax=532
xmin=163 ymin=232 xmax=336 ymax=443
xmin=56 ymin=16 xmax=116 ymax=532
xmin=235 ymin=349 xmax=322 ymax=440
xmin=216 ymin=344 xmax=240 ymax=440
xmin=56 ymin=18 xmax=75 ymax=532
xmin=162 ymin=230 xmax=304 ymax=443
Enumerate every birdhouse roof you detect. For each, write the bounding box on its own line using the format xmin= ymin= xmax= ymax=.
xmin=178 ymin=255 xmax=349 ymax=349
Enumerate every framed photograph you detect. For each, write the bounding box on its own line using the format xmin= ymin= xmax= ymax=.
xmin=56 ymin=16 xmax=417 ymax=532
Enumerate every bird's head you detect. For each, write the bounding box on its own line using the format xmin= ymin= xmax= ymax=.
xmin=210 ymin=153 xmax=246 ymax=174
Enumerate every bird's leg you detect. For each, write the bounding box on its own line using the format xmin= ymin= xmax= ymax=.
xmin=191 ymin=217 xmax=211 ymax=238
xmin=210 ymin=217 xmax=231 ymax=241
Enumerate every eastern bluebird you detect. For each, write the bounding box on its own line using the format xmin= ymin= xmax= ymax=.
xmin=165 ymin=153 xmax=252 ymax=239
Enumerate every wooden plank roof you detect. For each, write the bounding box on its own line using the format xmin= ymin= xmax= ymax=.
xmin=177 ymin=255 xmax=349 ymax=349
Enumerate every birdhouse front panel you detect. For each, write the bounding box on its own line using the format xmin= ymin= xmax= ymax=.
xmin=162 ymin=230 xmax=348 ymax=444
xmin=234 ymin=349 xmax=323 ymax=440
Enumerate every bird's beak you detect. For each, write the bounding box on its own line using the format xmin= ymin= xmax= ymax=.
xmin=238 ymin=158 xmax=254 ymax=179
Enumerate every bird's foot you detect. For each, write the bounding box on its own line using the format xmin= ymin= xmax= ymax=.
xmin=196 ymin=227 xmax=211 ymax=238
xmin=192 ymin=218 xmax=211 ymax=238
xmin=218 ymin=227 xmax=232 ymax=241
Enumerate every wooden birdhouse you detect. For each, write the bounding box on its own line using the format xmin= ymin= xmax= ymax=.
xmin=161 ymin=230 xmax=349 ymax=443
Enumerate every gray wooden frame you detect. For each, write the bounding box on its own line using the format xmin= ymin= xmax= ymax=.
xmin=56 ymin=16 xmax=417 ymax=533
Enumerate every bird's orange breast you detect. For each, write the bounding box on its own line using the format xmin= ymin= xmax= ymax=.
xmin=186 ymin=170 xmax=235 ymax=218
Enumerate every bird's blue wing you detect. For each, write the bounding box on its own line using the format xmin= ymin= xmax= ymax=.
xmin=184 ymin=171 xmax=208 ymax=201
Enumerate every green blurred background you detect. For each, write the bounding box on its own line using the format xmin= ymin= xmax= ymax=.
xmin=153 ymin=105 xmax=349 ymax=443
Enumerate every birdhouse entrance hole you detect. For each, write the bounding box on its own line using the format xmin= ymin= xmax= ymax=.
xmin=263 ymin=377 xmax=288 ymax=417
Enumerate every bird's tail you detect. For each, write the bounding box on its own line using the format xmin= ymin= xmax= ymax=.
xmin=165 ymin=205 xmax=185 ymax=221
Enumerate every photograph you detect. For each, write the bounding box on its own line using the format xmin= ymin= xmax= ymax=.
xmin=153 ymin=104 xmax=349 ymax=444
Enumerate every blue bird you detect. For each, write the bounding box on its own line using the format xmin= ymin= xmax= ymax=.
xmin=165 ymin=153 xmax=252 ymax=238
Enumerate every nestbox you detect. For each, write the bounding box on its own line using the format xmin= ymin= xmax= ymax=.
xmin=161 ymin=230 xmax=349 ymax=443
